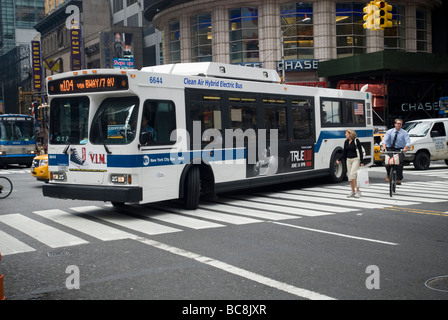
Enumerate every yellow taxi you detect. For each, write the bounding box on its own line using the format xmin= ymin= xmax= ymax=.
xmin=374 ymin=133 xmax=385 ymax=165
xmin=31 ymin=154 xmax=49 ymax=182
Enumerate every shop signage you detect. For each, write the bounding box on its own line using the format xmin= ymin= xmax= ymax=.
xmin=31 ymin=41 xmax=43 ymax=91
xmin=401 ymin=102 xmax=439 ymax=112
xmin=277 ymin=59 xmax=319 ymax=72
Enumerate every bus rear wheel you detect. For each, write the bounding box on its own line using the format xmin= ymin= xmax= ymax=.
xmin=330 ymin=152 xmax=345 ymax=183
xmin=184 ymin=166 xmax=200 ymax=210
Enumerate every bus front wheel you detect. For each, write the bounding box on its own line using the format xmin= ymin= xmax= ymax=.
xmin=183 ymin=166 xmax=200 ymax=210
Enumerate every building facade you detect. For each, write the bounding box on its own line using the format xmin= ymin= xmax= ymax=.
xmin=0 ymin=0 xmax=45 ymax=114
xmin=144 ymin=0 xmax=448 ymax=124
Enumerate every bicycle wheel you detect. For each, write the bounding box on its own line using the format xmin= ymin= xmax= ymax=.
xmin=389 ymin=168 xmax=396 ymax=197
xmin=0 ymin=176 xmax=13 ymax=199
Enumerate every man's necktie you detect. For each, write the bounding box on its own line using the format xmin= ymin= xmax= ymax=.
xmin=391 ymin=131 xmax=398 ymax=149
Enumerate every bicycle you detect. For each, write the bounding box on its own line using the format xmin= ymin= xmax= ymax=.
xmin=0 ymin=175 xmax=13 ymax=199
xmin=382 ymin=150 xmax=404 ymax=197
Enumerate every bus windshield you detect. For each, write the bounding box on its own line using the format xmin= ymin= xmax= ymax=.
xmin=50 ymin=97 xmax=90 ymax=144
xmin=90 ymin=96 xmax=139 ymax=145
xmin=402 ymin=121 xmax=431 ymax=137
xmin=0 ymin=117 xmax=34 ymax=141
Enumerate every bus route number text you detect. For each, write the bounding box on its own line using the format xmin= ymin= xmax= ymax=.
xmin=59 ymin=77 xmax=116 ymax=92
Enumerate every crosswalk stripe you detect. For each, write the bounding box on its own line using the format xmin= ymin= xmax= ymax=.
xmin=33 ymin=209 xmax=135 ymax=241
xmin=323 ymin=185 xmax=444 ymax=203
xmin=0 ymin=214 xmax=88 ymax=248
xmin=387 ymin=184 xmax=448 ymax=197
xmin=221 ymin=196 xmax=334 ymax=217
xmin=281 ymin=190 xmax=383 ymax=209
xmin=0 ymin=230 xmax=35 ymax=255
xmin=132 ymin=210 xmax=225 ymax=230
xmin=292 ymin=187 xmax=421 ymax=207
xmin=177 ymin=208 xmax=262 ymax=225
xmin=70 ymin=206 xmax=183 ymax=236
xmin=226 ymin=195 xmax=335 ymax=217
xmin=198 ymin=202 xmax=297 ymax=221
xmin=257 ymin=192 xmax=358 ymax=213
xmin=406 ymin=181 xmax=448 ymax=191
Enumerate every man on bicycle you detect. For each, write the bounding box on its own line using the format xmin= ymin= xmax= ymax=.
xmin=381 ymin=118 xmax=411 ymax=185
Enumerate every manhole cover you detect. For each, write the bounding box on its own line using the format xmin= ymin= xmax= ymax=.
xmin=425 ymin=276 xmax=448 ymax=292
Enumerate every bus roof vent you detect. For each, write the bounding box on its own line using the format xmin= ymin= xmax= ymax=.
xmin=142 ymin=62 xmax=281 ymax=83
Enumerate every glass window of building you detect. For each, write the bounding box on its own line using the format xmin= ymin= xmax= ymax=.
xmin=384 ymin=5 xmax=405 ymax=51
xmin=229 ymin=7 xmax=259 ymax=64
xmin=336 ymin=2 xmax=366 ymax=58
xmin=113 ymin=0 xmax=123 ymax=14
xmin=191 ymin=14 xmax=213 ymax=62
xmin=416 ymin=10 xmax=427 ymax=52
xmin=280 ymin=2 xmax=314 ymax=60
xmin=169 ymin=21 xmax=181 ymax=63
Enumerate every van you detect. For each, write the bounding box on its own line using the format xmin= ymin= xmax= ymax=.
xmin=402 ymin=118 xmax=448 ymax=170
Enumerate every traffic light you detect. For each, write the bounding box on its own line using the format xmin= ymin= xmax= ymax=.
xmin=32 ymin=101 xmax=39 ymax=119
xmin=363 ymin=1 xmax=375 ymax=30
xmin=373 ymin=1 xmax=393 ymax=30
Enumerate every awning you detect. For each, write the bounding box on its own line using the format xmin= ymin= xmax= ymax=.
xmin=318 ymin=51 xmax=448 ymax=79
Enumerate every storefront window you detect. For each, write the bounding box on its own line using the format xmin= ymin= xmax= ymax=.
xmin=191 ymin=13 xmax=212 ymax=62
xmin=280 ymin=3 xmax=314 ymax=60
xmin=229 ymin=7 xmax=259 ymax=64
xmin=336 ymin=2 xmax=366 ymax=58
xmin=169 ymin=21 xmax=181 ymax=63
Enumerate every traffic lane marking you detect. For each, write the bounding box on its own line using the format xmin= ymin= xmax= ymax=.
xmin=382 ymin=206 xmax=448 ymax=217
xmin=135 ymin=237 xmax=336 ymax=300
xmin=270 ymin=221 xmax=399 ymax=246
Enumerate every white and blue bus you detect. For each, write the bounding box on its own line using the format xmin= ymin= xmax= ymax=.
xmin=0 ymin=114 xmax=37 ymax=168
xmin=43 ymin=63 xmax=373 ymax=209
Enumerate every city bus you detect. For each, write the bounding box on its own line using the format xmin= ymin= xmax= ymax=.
xmin=43 ymin=63 xmax=373 ymax=209
xmin=0 ymin=114 xmax=37 ymax=168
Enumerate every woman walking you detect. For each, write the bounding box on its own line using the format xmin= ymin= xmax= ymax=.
xmin=336 ymin=129 xmax=365 ymax=198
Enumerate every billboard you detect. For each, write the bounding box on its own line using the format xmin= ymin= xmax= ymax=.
xmin=112 ymin=32 xmax=135 ymax=69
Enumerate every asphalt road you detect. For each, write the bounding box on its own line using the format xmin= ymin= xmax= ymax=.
xmin=1 ymin=163 xmax=447 ymax=308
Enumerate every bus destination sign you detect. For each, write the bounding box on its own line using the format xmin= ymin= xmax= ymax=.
xmin=48 ymin=75 xmax=129 ymax=95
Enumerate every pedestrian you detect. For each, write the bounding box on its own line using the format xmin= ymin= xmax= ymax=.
xmin=336 ymin=129 xmax=364 ymax=198
xmin=381 ymin=118 xmax=411 ymax=185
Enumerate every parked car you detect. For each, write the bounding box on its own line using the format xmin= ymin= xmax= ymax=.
xmin=373 ymin=132 xmax=385 ymax=165
xmin=402 ymin=118 xmax=448 ymax=170
xmin=31 ymin=154 xmax=49 ymax=182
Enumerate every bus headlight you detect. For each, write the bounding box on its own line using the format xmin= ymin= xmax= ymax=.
xmin=50 ymin=172 xmax=67 ymax=181
xmin=111 ymin=174 xmax=131 ymax=184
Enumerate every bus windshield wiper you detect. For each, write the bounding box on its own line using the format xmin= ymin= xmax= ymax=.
xmin=63 ymin=143 xmax=71 ymax=154
xmin=103 ymin=143 xmax=112 ymax=155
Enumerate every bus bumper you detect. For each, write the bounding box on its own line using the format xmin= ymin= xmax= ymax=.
xmin=42 ymin=184 xmax=143 ymax=203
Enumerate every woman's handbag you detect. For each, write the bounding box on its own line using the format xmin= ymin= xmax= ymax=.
xmin=355 ymin=139 xmax=366 ymax=159
xmin=357 ymin=167 xmax=370 ymax=188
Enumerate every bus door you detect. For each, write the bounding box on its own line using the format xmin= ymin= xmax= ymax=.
xmin=139 ymin=99 xmax=178 ymax=201
xmin=263 ymin=96 xmax=315 ymax=175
